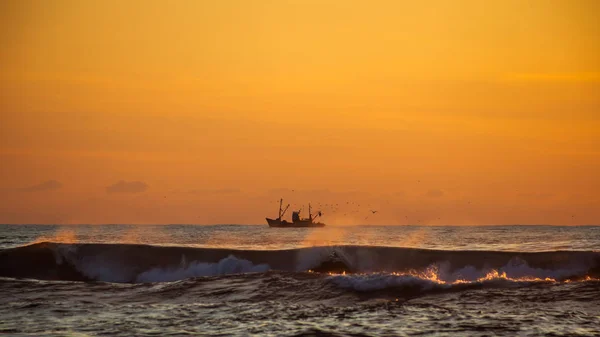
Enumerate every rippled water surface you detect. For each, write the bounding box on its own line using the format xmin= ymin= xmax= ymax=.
xmin=1 ymin=224 xmax=599 ymax=251
xmin=1 ymin=224 xmax=599 ymax=336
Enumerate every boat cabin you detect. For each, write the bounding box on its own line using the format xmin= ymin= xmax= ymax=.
xmin=292 ymin=211 xmax=300 ymax=222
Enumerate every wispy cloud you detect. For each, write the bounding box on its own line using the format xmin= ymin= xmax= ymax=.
xmin=188 ymin=188 xmax=241 ymax=194
xmin=517 ymin=192 xmax=554 ymax=199
xmin=106 ymin=180 xmax=148 ymax=194
xmin=18 ymin=180 xmax=63 ymax=192
xmin=426 ymin=189 xmax=445 ymax=198
xmin=502 ymin=72 xmax=600 ymax=83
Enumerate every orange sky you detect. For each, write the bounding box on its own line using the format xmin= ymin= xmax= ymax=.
xmin=1 ymin=0 xmax=599 ymax=224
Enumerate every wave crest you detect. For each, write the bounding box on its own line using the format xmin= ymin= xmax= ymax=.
xmin=1 ymin=242 xmax=598 ymax=284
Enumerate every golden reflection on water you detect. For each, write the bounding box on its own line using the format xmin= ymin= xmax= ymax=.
xmin=325 ymin=267 xmax=600 ymax=285
xmin=30 ymin=227 xmax=78 ymax=244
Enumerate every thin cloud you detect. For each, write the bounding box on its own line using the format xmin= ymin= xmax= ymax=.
xmin=188 ymin=188 xmax=241 ymax=194
xmin=426 ymin=189 xmax=445 ymax=198
xmin=502 ymin=72 xmax=600 ymax=83
xmin=517 ymin=192 xmax=554 ymax=199
xmin=18 ymin=180 xmax=63 ymax=192
xmin=106 ymin=180 xmax=148 ymax=194
xmin=394 ymin=191 xmax=406 ymax=197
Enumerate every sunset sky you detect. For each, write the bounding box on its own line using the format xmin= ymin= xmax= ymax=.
xmin=1 ymin=0 xmax=598 ymax=224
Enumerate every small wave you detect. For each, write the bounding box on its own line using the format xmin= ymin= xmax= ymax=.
xmin=327 ymin=268 xmax=600 ymax=295
xmin=329 ymin=273 xmax=451 ymax=292
xmin=328 ymin=270 xmax=559 ymax=293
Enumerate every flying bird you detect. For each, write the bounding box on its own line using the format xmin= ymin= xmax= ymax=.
xmin=370 ymin=210 xmax=378 ymax=214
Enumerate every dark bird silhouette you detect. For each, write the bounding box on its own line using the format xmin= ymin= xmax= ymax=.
xmin=370 ymin=210 xmax=378 ymax=214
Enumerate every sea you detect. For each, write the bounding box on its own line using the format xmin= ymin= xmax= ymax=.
xmin=0 ymin=224 xmax=599 ymax=336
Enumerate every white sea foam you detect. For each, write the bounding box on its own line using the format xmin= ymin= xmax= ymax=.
xmin=135 ymin=255 xmax=270 ymax=283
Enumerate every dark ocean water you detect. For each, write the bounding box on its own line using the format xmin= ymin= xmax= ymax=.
xmin=1 ymin=224 xmax=599 ymax=336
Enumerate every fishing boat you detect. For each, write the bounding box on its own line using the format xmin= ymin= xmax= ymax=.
xmin=266 ymin=199 xmax=325 ymax=228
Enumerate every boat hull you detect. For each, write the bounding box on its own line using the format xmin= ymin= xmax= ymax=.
xmin=266 ymin=218 xmax=325 ymax=228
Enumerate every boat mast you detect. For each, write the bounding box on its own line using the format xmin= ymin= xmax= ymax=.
xmin=278 ymin=198 xmax=283 ymax=219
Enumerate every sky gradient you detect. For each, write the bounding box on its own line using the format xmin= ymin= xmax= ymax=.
xmin=1 ymin=0 xmax=599 ymax=224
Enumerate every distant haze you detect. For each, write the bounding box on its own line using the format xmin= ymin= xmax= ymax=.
xmin=0 ymin=0 xmax=598 ymax=224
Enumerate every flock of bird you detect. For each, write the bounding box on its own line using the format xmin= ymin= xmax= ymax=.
xmin=270 ymin=198 xmax=473 ymax=224
xmin=316 ymin=201 xmax=380 ymax=220
xmin=270 ymin=182 xmax=489 ymax=223
xmin=271 ymin=200 xmax=379 ymax=221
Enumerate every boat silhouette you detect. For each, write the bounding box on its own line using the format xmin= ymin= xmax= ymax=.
xmin=266 ymin=198 xmax=325 ymax=228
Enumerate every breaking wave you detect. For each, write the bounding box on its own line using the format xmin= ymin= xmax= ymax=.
xmin=136 ymin=256 xmax=270 ymax=283
xmin=0 ymin=242 xmax=598 ymax=287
